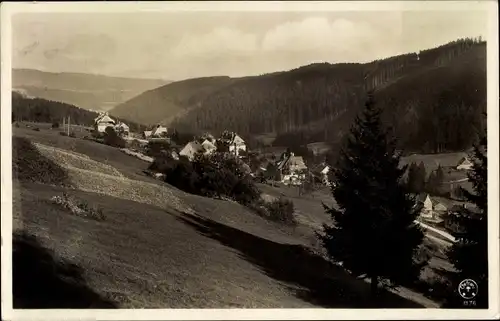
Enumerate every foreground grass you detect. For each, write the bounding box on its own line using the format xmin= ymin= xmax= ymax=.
xmin=13 ymin=182 xmax=425 ymax=308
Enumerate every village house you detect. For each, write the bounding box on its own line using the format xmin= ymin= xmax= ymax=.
xmin=456 ymin=156 xmax=473 ymax=171
xmin=417 ymin=194 xmax=448 ymax=222
xmin=151 ymin=124 xmax=168 ymax=138
xmin=143 ymin=130 xmax=153 ymax=139
xmin=201 ymin=139 xmax=217 ymax=155
xmin=276 ymin=151 xmax=308 ymax=184
xmin=94 ymin=113 xmax=116 ymax=133
xmin=114 ymin=121 xmax=130 ymax=137
xmin=179 ymin=141 xmax=204 ymax=161
xmin=220 ymin=132 xmax=247 ymax=157
xmin=320 ymin=165 xmax=332 ymax=186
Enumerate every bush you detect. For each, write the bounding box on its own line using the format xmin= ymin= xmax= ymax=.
xmin=164 ymin=159 xmax=200 ymax=193
xmin=51 ymin=122 xmax=59 ymax=129
xmin=32 ymin=127 xmax=40 ymax=132
xmin=148 ymin=153 xmax=177 ymax=173
xmin=145 ymin=140 xmax=171 ymax=158
xmin=69 ymin=132 xmax=76 ymax=138
xmin=161 ymin=152 xmax=260 ymax=205
xmin=59 ymin=131 xmax=68 ymax=137
xmin=265 ymin=197 xmax=297 ymax=225
xmin=103 ymin=127 xmax=126 ymax=148
xmin=51 ymin=193 xmax=105 ymax=221
xmin=14 ymin=122 xmax=20 ymax=128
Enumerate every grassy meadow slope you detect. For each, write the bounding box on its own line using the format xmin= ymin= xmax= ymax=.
xmin=12 ymin=126 xmax=437 ymax=308
xmin=13 ymin=68 xmax=169 ymax=112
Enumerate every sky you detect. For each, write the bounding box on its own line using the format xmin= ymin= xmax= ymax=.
xmin=12 ymin=8 xmax=489 ymax=81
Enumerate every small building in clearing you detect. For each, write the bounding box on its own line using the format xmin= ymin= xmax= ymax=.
xmin=220 ymin=132 xmax=247 ymax=157
xmin=179 ymin=141 xmax=204 ymax=161
xmin=151 ymin=125 xmax=168 ymax=138
xmin=417 ymin=194 xmax=449 ymax=221
xmin=201 ymin=139 xmax=217 ymax=155
xmin=94 ymin=113 xmax=116 ymax=133
xmin=456 ymin=157 xmax=473 ymax=171
xmin=114 ymin=122 xmax=130 ymax=137
xmin=320 ymin=165 xmax=332 ymax=186
xmin=276 ymin=151 xmax=308 ymax=183
xmin=143 ymin=130 xmax=153 ymax=139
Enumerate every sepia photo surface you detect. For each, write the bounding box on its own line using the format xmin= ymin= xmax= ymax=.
xmin=1 ymin=1 xmax=499 ymax=320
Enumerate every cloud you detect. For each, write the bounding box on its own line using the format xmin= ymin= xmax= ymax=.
xmin=170 ymin=27 xmax=258 ymax=58
xmin=261 ymin=17 xmax=382 ymax=54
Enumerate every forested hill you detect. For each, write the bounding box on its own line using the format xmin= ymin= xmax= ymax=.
xmin=12 ymin=92 xmax=145 ymax=132
xmin=112 ymin=38 xmax=486 ymax=154
xmin=110 ymin=76 xmax=235 ymax=125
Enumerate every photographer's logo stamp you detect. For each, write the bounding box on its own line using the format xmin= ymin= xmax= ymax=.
xmin=458 ymin=279 xmax=478 ymax=300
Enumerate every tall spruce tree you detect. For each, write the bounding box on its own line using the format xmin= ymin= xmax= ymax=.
xmin=319 ymin=92 xmax=425 ymax=296
xmin=407 ymin=162 xmax=419 ymax=193
xmin=447 ymin=134 xmax=488 ymax=308
xmin=416 ymin=161 xmax=427 ymax=192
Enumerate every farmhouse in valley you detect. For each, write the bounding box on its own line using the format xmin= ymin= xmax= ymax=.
xmin=320 ymin=165 xmax=332 ymax=186
xmin=151 ymin=124 xmax=168 ymax=138
xmin=417 ymin=194 xmax=449 ymax=221
xmin=94 ymin=112 xmax=116 ymax=133
xmin=220 ymin=131 xmax=247 ymax=157
xmin=276 ymin=151 xmax=308 ymax=184
xmin=115 ymin=121 xmax=130 ymax=137
xmin=456 ymin=156 xmax=473 ymax=171
xmin=179 ymin=141 xmax=203 ymax=161
xmin=201 ymin=139 xmax=217 ymax=155
xmin=143 ymin=130 xmax=153 ymax=139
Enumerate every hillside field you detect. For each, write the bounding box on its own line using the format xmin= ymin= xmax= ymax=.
xmin=11 ymin=124 xmax=458 ymax=308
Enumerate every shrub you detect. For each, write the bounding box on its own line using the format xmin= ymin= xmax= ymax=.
xmin=69 ymin=132 xmax=76 ymax=138
xmin=51 ymin=122 xmax=59 ymax=129
xmin=59 ymin=131 xmax=68 ymax=136
xmin=164 ymin=159 xmax=200 ymax=193
xmin=51 ymin=193 xmax=105 ymax=221
xmin=103 ymin=127 xmax=126 ymax=148
xmin=148 ymin=152 xmax=177 ymax=173
xmin=145 ymin=140 xmax=171 ymax=158
xmin=161 ymin=152 xmax=260 ymax=205
xmin=32 ymin=127 xmax=40 ymax=132
xmin=265 ymin=197 xmax=297 ymax=225
xmin=14 ymin=122 xmax=20 ymax=128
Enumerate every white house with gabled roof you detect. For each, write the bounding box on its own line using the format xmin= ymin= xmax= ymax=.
xmin=456 ymin=157 xmax=473 ymax=171
xmin=94 ymin=112 xmax=116 ymax=133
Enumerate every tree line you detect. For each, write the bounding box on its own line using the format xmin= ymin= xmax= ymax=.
xmin=170 ymin=38 xmax=485 ymax=154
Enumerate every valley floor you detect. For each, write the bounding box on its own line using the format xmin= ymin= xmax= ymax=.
xmin=11 ymin=126 xmax=442 ymax=308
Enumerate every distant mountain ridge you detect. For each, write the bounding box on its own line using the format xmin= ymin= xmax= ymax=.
xmin=12 ymin=68 xmax=171 ymax=112
xmin=111 ymin=38 xmax=486 ymax=154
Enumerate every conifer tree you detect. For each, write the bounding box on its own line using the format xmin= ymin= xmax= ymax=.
xmin=406 ymin=162 xmax=419 ymax=193
xmin=416 ymin=161 xmax=427 ymax=192
xmin=447 ymin=135 xmax=488 ymax=308
xmin=319 ymin=92 xmax=425 ymax=297
xmin=427 ymin=165 xmax=445 ymax=195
